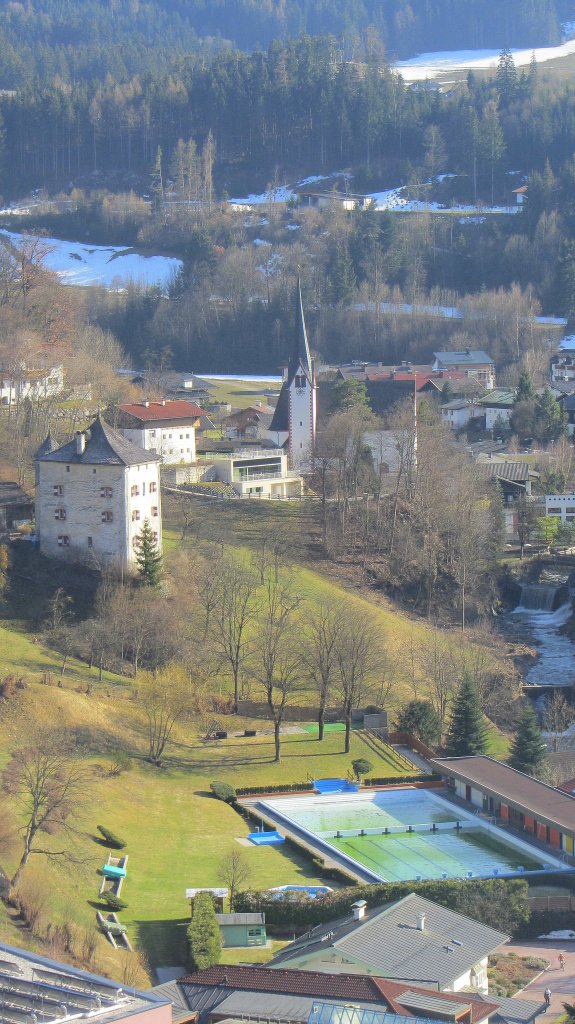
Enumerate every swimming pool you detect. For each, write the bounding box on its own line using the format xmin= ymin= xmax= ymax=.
xmin=260 ymin=788 xmax=568 ymax=883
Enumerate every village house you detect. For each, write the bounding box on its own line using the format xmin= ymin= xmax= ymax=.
xmin=154 ymin=962 xmax=544 ymax=1024
xmin=114 ymin=400 xmax=203 ymax=464
xmin=432 ymin=350 xmax=496 ymax=391
xmin=0 ymin=481 xmax=34 ymax=534
xmin=475 ymin=455 xmax=538 ymax=502
xmin=225 ymin=402 xmax=278 ymax=442
xmin=544 ymin=493 xmax=575 ymax=522
xmin=440 ymin=398 xmax=481 ymax=430
xmin=0 ymin=363 xmax=64 ymax=407
xmin=478 ymin=390 xmax=515 ymax=432
xmin=269 ymin=893 xmax=507 ymax=993
xmin=35 ymin=415 xmax=161 ymax=571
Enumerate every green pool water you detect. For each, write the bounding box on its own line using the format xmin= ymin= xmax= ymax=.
xmin=263 ymin=789 xmax=552 ymax=882
xmin=330 ymin=827 xmax=545 ymax=881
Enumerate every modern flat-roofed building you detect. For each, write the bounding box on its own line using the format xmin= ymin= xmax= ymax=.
xmin=432 ymin=755 xmax=575 ymax=855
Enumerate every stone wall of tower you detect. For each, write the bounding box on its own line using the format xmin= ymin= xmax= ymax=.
xmin=36 ymin=460 xmax=161 ymax=570
xmin=288 ymin=365 xmax=316 ymax=469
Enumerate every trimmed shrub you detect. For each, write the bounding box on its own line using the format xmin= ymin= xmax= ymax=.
xmin=100 ymin=892 xmax=128 ymax=911
xmin=97 ymin=825 xmax=127 ymax=849
xmin=187 ymin=891 xmax=222 ymax=970
xmin=210 ymin=780 xmax=237 ymax=803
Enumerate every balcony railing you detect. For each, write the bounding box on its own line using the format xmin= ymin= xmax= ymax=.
xmin=234 ymin=470 xmax=282 ymax=482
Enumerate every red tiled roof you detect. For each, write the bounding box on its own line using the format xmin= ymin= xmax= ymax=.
xmin=178 ymin=966 xmax=498 ymax=1022
xmin=119 ymin=400 xmax=203 ymax=422
xmin=179 ymin=966 xmax=383 ymax=1000
xmin=558 ymin=778 xmax=575 ymax=794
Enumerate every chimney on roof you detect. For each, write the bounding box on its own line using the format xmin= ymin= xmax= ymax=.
xmin=75 ymin=431 xmax=85 ymax=455
xmin=144 ymin=400 xmax=149 ymax=408
xmin=417 ymin=912 xmax=426 ymax=932
xmin=352 ymin=900 xmax=367 ymax=921
xmin=161 ymin=399 xmax=166 ymax=406
xmin=466 ymin=348 xmax=471 ymax=355
xmin=255 ymin=400 xmax=262 ymax=407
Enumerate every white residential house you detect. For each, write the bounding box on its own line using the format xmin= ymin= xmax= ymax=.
xmin=270 ymin=280 xmax=317 ymax=469
xmin=544 ymin=494 xmax=575 ymax=522
xmin=440 ymin=398 xmax=480 ymax=430
xmin=114 ymin=400 xmax=202 ymax=464
xmin=478 ymin=389 xmax=515 ymax=431
xmin=35 ymin=416 xmax=161 ymax=571
xmin=0 ymin=363 xmax=64 ymax=406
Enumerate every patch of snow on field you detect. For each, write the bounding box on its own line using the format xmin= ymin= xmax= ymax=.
xmin=397 ymin=39 xmax=575 ymax=82
xmin=539 ymin=930 xmax=575 ymax=940
xmin=0 ymin=229 xmax=181 ymax=289
xmin=367 ymin=184 xmax=518 ymax=215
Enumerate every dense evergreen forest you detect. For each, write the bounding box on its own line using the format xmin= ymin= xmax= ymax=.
xmin=0 ymin=0 xmax=569 ymax=92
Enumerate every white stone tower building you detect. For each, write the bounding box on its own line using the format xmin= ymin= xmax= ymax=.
xmin=35 ymin=415 xmax=161 ymax=572
xmin=270 ymin=280 xmax=317 ymax=469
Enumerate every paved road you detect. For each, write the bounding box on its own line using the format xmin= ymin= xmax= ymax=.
xmin=498 ymin=940 xmax=575 ymax=1020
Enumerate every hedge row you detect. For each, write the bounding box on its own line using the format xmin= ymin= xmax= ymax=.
xmin=235 ymin=877 xmax=530 ymax=935
xmin=235 ymin=782 xmax=314 ymax=796
xmin=363 ymin=773 xmax=441 ymax=786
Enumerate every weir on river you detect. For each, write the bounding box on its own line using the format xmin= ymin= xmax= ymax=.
xmin=519 ymin=583 xmax=559 ymax=612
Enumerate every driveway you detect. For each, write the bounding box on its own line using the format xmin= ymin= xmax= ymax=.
xmin=497 ymin=940 xmax=575 ymax=1020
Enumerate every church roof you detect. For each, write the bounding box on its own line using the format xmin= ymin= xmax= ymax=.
xmin=36 ymin=415 xmax=159 ymax=467
xmin=270 ymin=280 xmax=313 ymax=433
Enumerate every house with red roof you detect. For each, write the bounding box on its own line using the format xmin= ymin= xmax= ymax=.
xmin=114 ymin=400 xmax=203 ymax=465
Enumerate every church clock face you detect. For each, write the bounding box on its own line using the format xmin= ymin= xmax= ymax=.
xmin=295 ymin=373 xmax=306 ymax=392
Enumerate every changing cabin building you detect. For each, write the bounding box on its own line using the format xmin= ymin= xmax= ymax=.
xmin=432 ymin=756 xmax=575 ymax=857
xmin=35 ymin=416 xmax=161 ymax=571
xmin=270 ymin=281 xmax=317 ymax=469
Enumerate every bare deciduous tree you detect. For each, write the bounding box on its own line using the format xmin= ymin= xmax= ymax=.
xmin=2 ymin=739 xmax=93 ymax=890
xmin=253 ymin=571 xmax=302 ymax=762
xmin=135 ymin=664 xmax=202 ymax=766
xmin=543 ymin=691 xmax=575 ymax=752
xmin=303 ymin=601 xmax=344 ymax=740
xmin=209 ymin=555 xmax=259 ymax=712
xmin=218 ymin=849 xmax=252 ymax=910
xmin=335 ymin=610 xmax=384 ymax=753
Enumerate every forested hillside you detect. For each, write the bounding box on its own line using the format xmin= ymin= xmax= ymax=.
xmin=0 ymin=0 xmax=569 ymax=91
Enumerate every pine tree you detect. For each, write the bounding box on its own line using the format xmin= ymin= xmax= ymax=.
xmin=445 ymin=678 xmax=488 ymax=757
xmin=509 ymin=702 xmax=547 ymax=776
xmin=496 ymin=48 xmax=517 ymax=101
xmin=134 ymin=519 xmax=163 ymax=587
xmin=516 ymin=369 xmax=535 ymax=403
xmin=187 ymin=891 xmax=222 ymax=971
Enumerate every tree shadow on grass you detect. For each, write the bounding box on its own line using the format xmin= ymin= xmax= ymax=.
xmin=134 ymin=918 xmax=190 ymax=970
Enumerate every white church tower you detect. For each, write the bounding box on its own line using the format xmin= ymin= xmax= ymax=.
xmin=270 ymin=280 xmax=317 ymax=469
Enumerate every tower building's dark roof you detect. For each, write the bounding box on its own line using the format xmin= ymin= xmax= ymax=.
xmin=36 ymin=415 xmax=159 ymax=467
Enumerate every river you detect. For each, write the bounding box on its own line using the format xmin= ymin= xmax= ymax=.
xmin=512 ymin=598 xmax=575 ymax=688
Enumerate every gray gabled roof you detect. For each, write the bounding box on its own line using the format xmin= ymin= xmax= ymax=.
xmin=36 ymin=415 xmax=159 ymax=467
xmin=272 ymin=894 xmax=508 ymax=987
xmin=434 ymin=350 xmax=494 ymax=366
xmin=34 ymin=431 xmax=59 ymax=459
xmin=216 ymin=913 xmax=265 ymax=926
xmin=472 ymin=993 xmax=546 ymax=1024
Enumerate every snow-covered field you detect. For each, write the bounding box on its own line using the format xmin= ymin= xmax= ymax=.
xmin=397 ymin=39 xmax=575 ymax=82
xmin=366 ymin=184 xmax=518 ymax=215
xmin=0 ymin=229 xmax=182 ymax=290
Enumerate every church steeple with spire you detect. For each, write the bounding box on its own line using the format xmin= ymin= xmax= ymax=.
xmin=270 ymin=279 xmax=317 ymax=468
